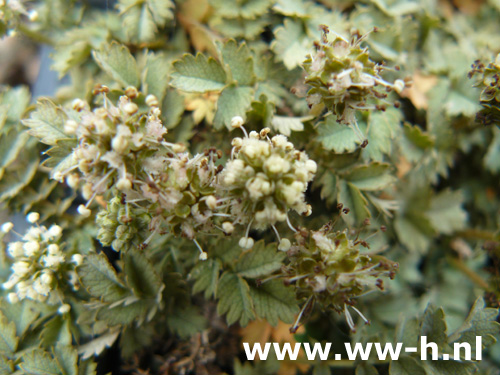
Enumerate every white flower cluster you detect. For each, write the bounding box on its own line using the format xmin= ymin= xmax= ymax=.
xmin=220 ymin=119 xmax=317 ymax=248
xmin=1 ymin=214 xmax=79 ymax=303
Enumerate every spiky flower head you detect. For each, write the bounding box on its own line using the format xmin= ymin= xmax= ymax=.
xmin=219 ymin=122 xmax=316 ymax=243
xmin=303 ymin=26 xmax=404 ymax=131
xmin=469 ymin=54 xmax=500 ymax=125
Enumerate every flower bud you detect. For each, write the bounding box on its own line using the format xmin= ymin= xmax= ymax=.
xmin=26 ymin=212 xmax=39 ymax=223
xmin=145 ymin=94 xmax=159 ymax=107
xmin=7 ymin=293 xmax=19 ymax=304
xmin=278 ymin=238 xmax=291 ymax=251
xmin=123 ymin=102 xmax=138 ymax=115
xmin=239 ymin=237 xmax=254 ymax=249
xmin=206 ymin=195 xmax=217 ymax=210
xmin=77 ymin=205 xmax=91 ymax=218
xmin=72 ymin=254 xmax=84 ymax=266
xmin=1 ymin=222 xmax=14 ymax=233
xmin=231 ymin=116 xmax=244 ymax=128
xmin=58 ymin=304 xmax=71 ymax=314
xmin=222 ymin=221 xmax=234 ymax=234
xmin=393 ymin=79 xmax=405 ymax=94
xmin=64 ymin=120 xmax=78 ymax=135
xmin=116 ymin=178 xmax=132 ymax=191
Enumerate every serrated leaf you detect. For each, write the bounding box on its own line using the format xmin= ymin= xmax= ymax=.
xmin=171 ymin=53 xmax=227 ymax=93
xmin=92 ymin=42 xmax=140 ymax=88
xmin=97 ymin=301 xmax=148 ymax=326
xmin=0 ymin=86 xmax=30 ymax=124
xmin=272 ymin=18 xmax=311 ymax=70
xmin=0 ymin=299 xmax=39 ymax=337
xmin=0 ymin=130 xmax=30 ymax=177
xmin=216 ymin=272 xmax=255 ymax=326
xmin=53 ymin=345 xmax=78 ymax=375
xmin=143 ymin=52 xmax=171 ymax=103
xmin=389 ymin=355 xmax=426 ymax=375
xmin=249 ymin=280 xmax=298 ymax=326
xmin=78 ymin=330 xmax=120 ymax=360
xmin=0 ymin=312 xmax=17 ymax=355
xmin=220 ymin=40 xmax=255 ymax=86
xmin=343 ymin=163 xmax=395 ymax=191
xmin=40 ymin=316 xmax=72 ymax=347
xmin=213 ymin=85 xmax=254 ymax=129
xmin=78 ymin=253 xmax=129 ymax=303
xmin=124 ymin=251 xmax=162 ymax=298
xmin=421 ymin=305 xmax=448 ymax=347
xmin=449 ymin=298 xmax=500 ymax=351
xmin=118 ymin=0 xmax=174 ymax=43
xmin=161 ymin=88 xmax=185 ymax=129
xmin=166 ymin=305 xmax=207 ymax=338
xmin=394 ymin=214 xmax=434 ymax=253
xmin=20 ymin=349 xmax=63 ymax=375
xmin=236 ymin=241 xmax=285 ymax=279
xmin=0 ymin=354 xmax=14 ymax=374
xmin=191 ymin=258 xmax=222 ymax=298
xmin=271 ymin=116 xmax=308 ymax=136
xmin=77 ymin=359 xmax=97 ymax=375
xmin=317 ymin=115 xmax=360 ymax=153
xmin=338 ymin=180 xmax=370 ymax=226
xmin=0 ymin=154 xmax=39 ymax=202
xmin=427 ymin=190 xmax=467 ymax=235
xmin=363 ymin=108 xmax=402 ymax=161
xmin=23 ymin=100 xmax=68 ymax=146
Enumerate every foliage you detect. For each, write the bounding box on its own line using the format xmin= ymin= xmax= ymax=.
xmin=0 ymin=0 xmax=499 ymax=374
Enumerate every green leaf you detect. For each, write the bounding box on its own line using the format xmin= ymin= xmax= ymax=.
xmin=124 ymin=251 xmax=163 ymax=298
xmin=0 ymin=130 xmax=30 ymax=178
xmin=317 ymin=115 xmax=360 ymax=153
xmin=1 ymin=86 xmax=30 ymax=124
xmin=220 ymin=40 xmax=255 ymax=86
xmin=191 ymin=258 xmax=222 ymax=298
xmin=78 ymin=330 xmax=120 ymax=360
xmin=92 ymin=42 xmax=140 ymax=88
xmin=216 ymin=272 xmax=255 ymax=326
xmin=394 ymin=214 xmax=434 ymax=253
xmin=485 ymin=127 xmax=500 ymax=173
xmin=23 ymin=100 xmax=68 ymax=146
xmin=389 ymin=355 xmax=426 ymax=375
xmin=213 ymin=85 xmax=254 ymax=129
xmin=97 ymin=301 xmax=149 ymax=326
xmin=78 ymin=253 xmax=129 ymax=303
xmin=249 ymin=280 xmax=298 ymax=326
xmin=236 ymin=240 xmax=285 ymax=279
xmin=20 ymin=349 xmax=63 ymax=375
xmin=343 ymin=163 xmax=395 ymax=191
xmin=363 ymin=108 xmax=402 ymax=161
xmin=166 ymin=305 xmax=207 ymax=338
xmin=272 ymin=18 xmax=311 ymax=70
xmin=427 ymin=190 xmax=467 ymax=235
xmin=161 ymin=88 xmax=185 ymax=129
xmin=271 ymin=116 xmax=308 ymax=136
xmin=0 ymin=299 xmax=39 ymax=337
xmin=0 ymin=355 xmax=14 ymax=374
xmin=337 ymin=180 xmax=370 ymax=226
xmin=170 ymin=53 xmax=227 ymax=93
xmin=449 ymin=298 xmax=500 ymax=352
xmin=53 ymin=345 xmax=78 ymax=375
xmin=420 ymin=305 xmax=448 ymax=348
xmin=40 ymin=316 xmax=72 ymax=347
xmin=143 ymin=52 xmax=172 ymax=103
xmin=118 ymin=0 xmax=174 ymax=43
xmin=0 ymin=312 xmax=17 ymax=355
xmin=356 ymin=363 xmax=380 ymax=375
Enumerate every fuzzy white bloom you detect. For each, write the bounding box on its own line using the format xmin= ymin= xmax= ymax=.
xmin=246 ymin=175 xmax=272 ymax=201
xmin=72 ymin=98 xmax=86 ymax=111
xmin=23 ymin=241 xmax=40 ymax=257
xmin=312 ymin=275 xmax=327 ymax=292
xmin=7 ymin=292 xmax=19 ymax=304
xmin=145 ymin=94 xmax=159 ymax=107
xmin=47 ymin=244 xmax=60 ymax=255
xmin=393 ymin=79 xmax=405 ymax=94
xmin=231 ymin=116 xmax=244 ymax=128
xmin=26 ymin=212 xmax=39 ymax=223
xmin=199 ymin=252 xmax=208 ymax=261
xmin=264 ymin=155 xmax=290 ymax=174
xmin=77 ymin=205 xmax=91 ymax=217
xmin=312 ymin=231 xmax=334 ymax=252
xmin=12 ymin=261 xmax=31 ymax=277
xmin=205 ymin=195 xmax=217 ymax=210
xmin=123 ymin=102 xmax=138 ymax=115
xmin=42 ymin=254 xmax=65 ymax=268
xmin=72 ymin=254 xmax=83 ymax=266
xmin=278 ymin=238 xmax=292 ymax=252
xmin=40 ymin=271 xmax=53 ymax=286
xmin=116 ymin=178 xmax=132 ymax=191
xmin=46 ymin=225 xmax=62 ymax=239
xmin=222 ymin=221 xmax=234 ymax=234
xmin=66 ymin=173 xmax=80 ymax=188
xmin=7 ymin=242 xmax=24 ymax=258
xmin=239 ymin=237 xmax=254 ymax=249
xmin=64 ymin=119 xmax=78 ymax=135
xmin=1 ymin=222 xmax=14 ymax=233
xmin=23 ymin=226 xmax=42 ymax=241
xmin=58 ymin=304 xmax=71 ymax=314
xmin=111 ymin=135 xmax=129 ymax=154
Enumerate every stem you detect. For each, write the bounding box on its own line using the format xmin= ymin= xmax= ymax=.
xmin=448 ymin=257 xmax=491 ymax=291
